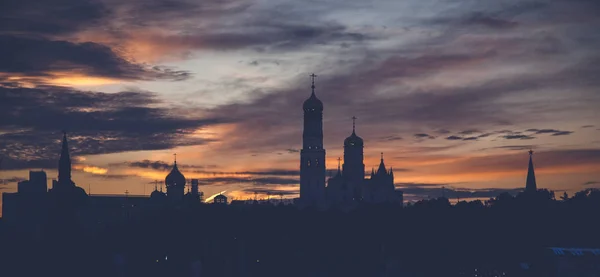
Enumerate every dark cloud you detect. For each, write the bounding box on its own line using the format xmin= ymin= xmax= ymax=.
xmin=379 ymin=135 xmax=403 ymax=142
xmin=477 ymin=133 xmax=493 ymax=138
xmin=0 ymin=86 xmax=227 ymax=170
xmin=90 ymin=174 xmax=131 ymax=180
xmin=122 ymin=160 xmax=216 ymax=171
xmin=396 ymin=182 xmax=449 ymax=188
xmin=0 ymin=177 xmax=26 ymax=184
xmin=583 ymin=181 xmax=599 ymax=186
xmin=551 ymin=131 xmax=574 ymax=136
xmin=286 ymin=148 xmax=300 ymax=153
xmin=502 ymin=134 xmax=536 ymax=140
xmin=414 ymin=133 xmax=435 ymax=139
xmin=0 ymin=35 xmax=190 ymax=83
xmin=127 ymin=160 xmax=172 ymax=171
xmin=242 ymin=187 xmax=299 ymax=196
xmin=462 ymin=137 xmax=478 ymax=141
xmin=0 ymin=0 xmax=109 ymax=36
xmin=446 ymin=136 xmax=463 ymax=140
xmin=524 ymin=129 xmax=574 ymax=136
xmin=435 ymin=129 xmax=451 ymax=134
xmin=201 ymin=170 xmax=300 ymax=177
xmin=490 ymin=145 xmax=535 ymax=151
xmin=199 ymin=176 xmax=299 ymax=186
xmin=582 ymin=125 xmax=595 ymax=128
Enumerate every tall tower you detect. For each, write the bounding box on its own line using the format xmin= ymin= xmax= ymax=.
xmin=55 ymin=131 xmax=75 ymax=190
xmin=343 ymin=116 xmax=365 ymax=200
xmin=300 ymin=73 xmax=326 ymax=205
xmin=525 ymin=150 xmax=537 ymax=192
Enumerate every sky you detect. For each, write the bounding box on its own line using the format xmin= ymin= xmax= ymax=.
xmin=1 ymin=0 xmax=599 ymax=214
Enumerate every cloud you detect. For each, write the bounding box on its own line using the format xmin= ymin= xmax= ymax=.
xmin=525 ymin=129 xmax=573 ymax=136
xmin=551 ymin=131 xmax=574 ymax=136
xmin=462 ymin=137 xmax=478 ymax=141
xmin=0 ymin=35 xmax=191 ymax=84
xmin=198 ymin=176 xmax=299 ymax=186
xmin=490 ymin=145 xmax=535 ymax=151
xmin=502 ymin=134 xmax=536 ymax=140
xmin=286 ymin=148 xmax=300 ymax=153
xmin=241 ymin=187 xmax=299 ymax=196
xmin=379 ymin=135 xmax=403 ymax=142
xmin=123 ymin=160 xmax=216 ymax=171
xmin=0 ymin=177 xmax=26 ymax=184
xmin=583 ymin=181 xmax=600 ymax=186
xmin=446 ymin=136 xmax=463 ymax=140
xmin=0 ymin=86 xmax=227 ymax=170
xmin=414 ymin=133 xmax=435 ymax=139
xmin=582 ymin=125 xmax=595 ymax=128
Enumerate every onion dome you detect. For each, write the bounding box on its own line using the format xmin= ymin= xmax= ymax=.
xmin=344 ymin=116 xmax=363 ymax=147
xmin=151 ymin=190 xmax=166 ymax=199
xmin=303 ymin=92 xmax=323 ymax=112
xmin=165 ymin=158 xmax=186 ymax=187
xmin=303 ymin=73 xmax=323 ymax=112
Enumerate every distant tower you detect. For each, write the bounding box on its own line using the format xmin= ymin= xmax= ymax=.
xmin=525 ymin=150 xmax=537 ymax=193
xmin=343 ymin=116 xmax=364 ymax=200
xmin=55 ymin=131 xmax=75 ymax=191
xmin=300 ymin=73 xmax=326 ymax=205
xmin=191 ymin=179 xmax=200 ymax=198
xmin=165 ymin=154 xmax=186 ymax=202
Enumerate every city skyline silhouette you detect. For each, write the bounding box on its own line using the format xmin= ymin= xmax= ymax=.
xmin=1 ymin=0 xmax=600 ymax=276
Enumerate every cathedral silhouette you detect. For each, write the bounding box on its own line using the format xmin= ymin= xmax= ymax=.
xmin=299 ymin=74 xmax=402 ymax=207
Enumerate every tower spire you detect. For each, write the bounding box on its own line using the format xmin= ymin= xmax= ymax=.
xmin=58 ymin=130 xmax=72 ymax=186
xmin=337 ymin=157 xmax=341 ymax=172
xmin=173 ymin=153 xmax=177 ymax=165
xmin=526 ymin=149 xmax=537 ymax=192
xmin=310 ymin=73 xmax=317 ymax=94
xmin=352 ymin=116 xmax=357 ymax=134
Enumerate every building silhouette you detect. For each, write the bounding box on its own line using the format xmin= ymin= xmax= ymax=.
xmin=2 ymin=132 xmax=204 ymax=230
xmin=326 ymin=119 xmax=400 ymax=206
xmin=298 ymin=74 xmax=402 ymax=207
xmin=526 ymin=149 xmax=537 ymax=193
xmin=299 ymin=73 xmax=326 ymax=206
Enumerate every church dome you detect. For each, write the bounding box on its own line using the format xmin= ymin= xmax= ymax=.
xmin=303 ymin=92 xmax=323 ymax=112
xmin=344 ymin=131 xmax=364 ymax=147
xmin=165 ymin=162 xmax=186 ymax=187
xmin=151 ymin=189 xmax=166 ymax=199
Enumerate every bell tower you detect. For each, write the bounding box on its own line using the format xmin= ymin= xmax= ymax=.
xmin=299 ymin=73 xmax=326 ymax=205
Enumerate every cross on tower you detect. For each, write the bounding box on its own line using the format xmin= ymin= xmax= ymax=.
xmin=529 ymin=149 xmax=534 ymax=156
xmin=381 ymin=152 xmax=384 ymax=160
xmin=310 ymin=73 xmax=317 ymax=90
xmin=352 ymin=116 xmax=357 ymax=132
xmin=337 ymin=157 xmax=341 ymax=169
xmin=173 ymin=153 xmax=177 ymax=163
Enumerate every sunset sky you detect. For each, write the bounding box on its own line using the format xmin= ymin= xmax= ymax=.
xmin=1 ymin=0 xmax=599 ymax=214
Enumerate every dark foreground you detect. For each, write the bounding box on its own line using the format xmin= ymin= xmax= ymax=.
xmin=1 ymin=190 xmax=599 ymax=277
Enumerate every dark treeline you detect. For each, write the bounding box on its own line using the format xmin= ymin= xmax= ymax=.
xmin=1 ymin=188 xmax=599 ymax=277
